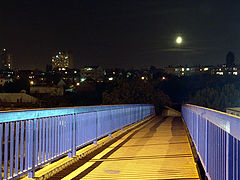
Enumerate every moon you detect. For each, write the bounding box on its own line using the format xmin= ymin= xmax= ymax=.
xmin=176 ymin=36 xmax=183 ymax=44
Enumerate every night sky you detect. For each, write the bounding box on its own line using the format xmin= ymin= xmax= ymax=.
xmin=0 ymin=0 xmax=240 ymax=70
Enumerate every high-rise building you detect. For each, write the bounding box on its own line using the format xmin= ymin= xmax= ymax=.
xmin=51 ymin=51 xmax=73 ymax=70
xmin=0 ymin=49 xmax=12 ymax=70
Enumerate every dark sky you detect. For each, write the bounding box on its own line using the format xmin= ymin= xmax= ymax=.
xmin=0 ymin=0 xmax=240 ymax=70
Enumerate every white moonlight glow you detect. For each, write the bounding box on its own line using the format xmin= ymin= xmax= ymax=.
xmin=176 ymin=36 xmax=182 ymax=44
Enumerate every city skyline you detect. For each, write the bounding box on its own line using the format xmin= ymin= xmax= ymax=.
xmin=0 ymin=1 xmax=240 ymax=70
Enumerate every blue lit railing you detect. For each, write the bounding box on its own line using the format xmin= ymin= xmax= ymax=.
xmin=0 ymin=104 xmax=155 ymax=179
xmin=182 ymin=104 xmax=240 ymax=180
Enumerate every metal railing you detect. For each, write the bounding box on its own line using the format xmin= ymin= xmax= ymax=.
xmin=182 ymin=104 xmax=240 ymax=180
xmin=0 ymin=104 xmax=155 ymax=179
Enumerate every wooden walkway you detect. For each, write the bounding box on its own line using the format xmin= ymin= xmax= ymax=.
xmin=48 ymin=116 xmax=200 ymax=179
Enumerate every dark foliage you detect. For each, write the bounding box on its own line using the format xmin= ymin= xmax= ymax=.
xmin=102 ymin=79 xmax=171 ymax=114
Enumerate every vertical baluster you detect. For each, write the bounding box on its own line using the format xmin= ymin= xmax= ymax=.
xmin=72 ymin=114 xmax=76 ymax=157
xmin=63 ymin=116 xmax=65 ymax=153
xmin=4 ymin=122 xmax=9 ymax=179
xmin=28 ymin=119 xmax=35 ymax=178
xmin=35 ymin=119 xmax=39 ymax=166
xmin=63 ymin=116 xmax=66 ymax=152
xmin=60 ymin=116 xmax=63 ymax=154
xmin=9 ymin=122 xmax=15 ymax=177
xmin=76 ymin=114 xmax=79 ymax=146
xmin=0 ymin=124 xmax=3 ymax=179
xmin=51 ymin=117 xmax=54 ymax=158
xmin=68 ymin=115 xmax=71 ymax=151
xmin=57 ymin=116 xmax=60 ymax=155
xmin=27 ymin=120 xmax=34 ymax=178
xmin=46 ymin=117 xmax=49 ymax=160
xmin=55 ymin=116 xmax=57 ymax=157
xmin=24 ymin=120 xmax=28 ymax=170
xmin=48 ymin=117 xmax=51 ymax=159
xmin=42 ymin=118 xmax=46 ymax=162
xmin=51 ymin=117 xmax=56 ymax=158
xmin=15 ymin=121 xmax=19 ymax=175
xmin=93 ymin=112 xmax=98 ymax=145
xmin=39 ymin=118 xmax=42 ymax=164
xmin=20 ymin=121 xmax=24 ymax=172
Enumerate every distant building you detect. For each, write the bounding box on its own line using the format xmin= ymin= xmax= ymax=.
xmin=30 ymin=86 xmax=64 ymax=96
xmin=51 ymin=51 xmax=73 ymax=70
xmin=80 ymin=66 xmax=104 ymax=81
xmin=163 ymin=65 xmax=240 ymax=76
xmin=0 ymin=93 xmax=39 ymax=106
xmin=164 ymin=66 xmax=203 ymax=76
xmin=0 ymin=49 xmax=13 ymax=70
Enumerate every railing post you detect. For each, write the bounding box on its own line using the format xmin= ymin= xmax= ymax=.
xmin=72 ymin=113 xmax=77 ymax=157
xmin=108 ymin=109 xmax=112 ymax=137
xmin=68 ymin=113 xmax=76 ymax=158
xmin=28 ymin=119 xmax=35 ymax=178
xmin=93 ymin=111 xmax=98 ymax=145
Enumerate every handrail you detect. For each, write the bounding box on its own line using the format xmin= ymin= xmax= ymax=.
xmin=0 ymin=104 xmax=155 ymax=179
xmin=182 ymin=104 xmax=239 ymax=180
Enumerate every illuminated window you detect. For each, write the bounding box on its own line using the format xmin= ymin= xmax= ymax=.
xmin=186 ymin=68 xmax=190 ymax=71
xmin=216 ymin=72 xmax=223 ymax=75
xmin=108 ymin=77 xmax=113 ymax=81
xmin=181 ymin=68 xmax=185 ymax=71
xmin=204 ymin=68 xmax=209 ymax=71
xmin=233 ymin=72 xmax=238 ymax=75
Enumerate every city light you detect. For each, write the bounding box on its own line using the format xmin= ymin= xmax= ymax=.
xmin=30 ymin=81 xmax=34 ymax=85
xmin=176 ymin=36 xmax=182 ymax=44
xmin=162 ymin=76 xmax=166 ymax=80
xmin=108 ymin=77 xmax=113 ymax=81
xmin=141 ymin=76 xmax=145 ymax=80
xmin=76 ymin=82 xmax=80 ymax=86
xmin=80 ymin=78 xmax=86 ymax=82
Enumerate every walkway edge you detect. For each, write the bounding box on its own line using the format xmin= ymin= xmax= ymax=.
xmin=22 ymin=115 xmax=155 ymax=180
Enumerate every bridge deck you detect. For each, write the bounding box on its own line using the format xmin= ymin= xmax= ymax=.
xmin=48 ymin=116 xmax=200 ymax=179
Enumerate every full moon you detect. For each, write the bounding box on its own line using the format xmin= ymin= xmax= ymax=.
xmin=176 ymin=36 xmax=183 ymax=44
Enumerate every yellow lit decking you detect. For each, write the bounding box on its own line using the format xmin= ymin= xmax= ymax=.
xmin=48 ymin=116 xmax=200 ymax=179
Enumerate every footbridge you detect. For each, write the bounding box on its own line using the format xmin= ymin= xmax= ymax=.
xmin=0 ymin=104 xmax=239 ymax=179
